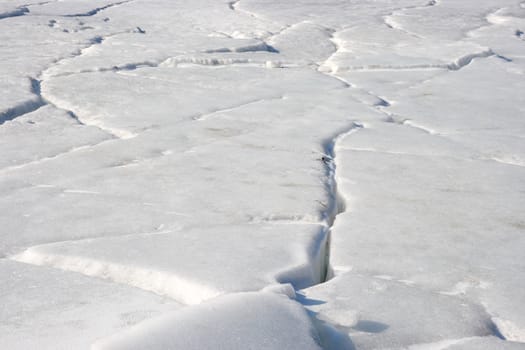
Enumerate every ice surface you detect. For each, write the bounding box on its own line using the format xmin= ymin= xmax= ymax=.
xmin=1 ymin=0 xmax=524 ymax=348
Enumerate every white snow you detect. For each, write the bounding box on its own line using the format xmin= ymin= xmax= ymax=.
xmin=1 ymin=0 xmax=524 ymax=348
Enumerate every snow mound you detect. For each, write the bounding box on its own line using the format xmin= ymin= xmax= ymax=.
xmin=92 ymin=292 xmax=323 ymax=350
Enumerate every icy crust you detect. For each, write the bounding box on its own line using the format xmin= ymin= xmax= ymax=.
xmin=0 ymin=260 xmax=179 ymax=350
xmin=13 ymin=224 xmax=330 ymax=304
xmin=92 ymin=292 xmax=323 ymax=350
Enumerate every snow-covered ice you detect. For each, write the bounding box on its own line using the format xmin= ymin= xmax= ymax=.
xmin=1 ymin=0 xmax=524 ymax=348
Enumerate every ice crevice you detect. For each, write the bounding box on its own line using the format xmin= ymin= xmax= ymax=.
xmin=316 ymin=123 xmax=364 ymax=280
xmin=62 ymin=0 xmax=133 ymax=17
xmin=0 ymin=6 xmax=29 ymax=20
xmin=319 ymin=123 xmax=363 ymax=227
xmin=0 ymin=78 xmax=46 ymax=125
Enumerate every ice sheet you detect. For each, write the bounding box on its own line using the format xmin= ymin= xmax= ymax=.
xmin=1 ymin=0 xmax=524 ymax=348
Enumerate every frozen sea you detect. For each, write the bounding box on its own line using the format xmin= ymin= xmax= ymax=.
xmin=1 ymin=0 xmax=524 ymax=349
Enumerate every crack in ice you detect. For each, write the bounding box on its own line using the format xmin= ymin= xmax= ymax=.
xmin=0 ymin=6 xmax=29 ymax=20
xmin=62 ymin=0 xmax=133 ymax=17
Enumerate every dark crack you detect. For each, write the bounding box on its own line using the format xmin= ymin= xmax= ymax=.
xmin=318 ymin=122 xmax=363 ymax=282
xmin=0 ymin=78 xmax=46 ymax=125
xmin=447 ymin=50 xmax=494 ymax=71
xmin=0 ymin=6 xmax=29 ymax=20
xmin=205 ymin=41 xmax=279 ymax=54
xmin=63 ymin=0 xmax=132 ymax=17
